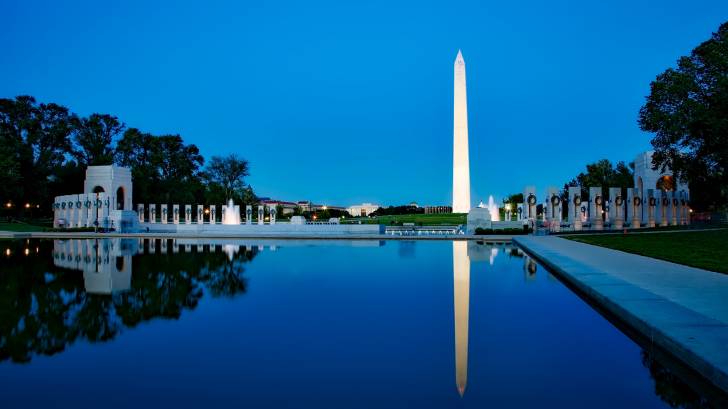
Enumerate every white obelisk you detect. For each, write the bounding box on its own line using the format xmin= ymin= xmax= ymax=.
xmin=453 ymin=50 xmax=471 ymax=213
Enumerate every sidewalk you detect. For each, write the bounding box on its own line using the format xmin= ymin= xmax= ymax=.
xmin=514 ymin=235 xmax=728 ymax=394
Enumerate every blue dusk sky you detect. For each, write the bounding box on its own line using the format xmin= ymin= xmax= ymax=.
xmin=1 ymin=0 xmax=726 ymax=206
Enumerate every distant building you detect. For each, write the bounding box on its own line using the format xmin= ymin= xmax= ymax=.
xmin=347 ymin=203 xmax=380 ymax=217
xmin=260 ymin=199 xmax=298 ymax=215
xmin=425 ymin=205 xmax=452 ymax=214
xmin=633 ymin=151 xmax=689 ymax=194
xmin=408 ymin=201 xmax=419 ymax=208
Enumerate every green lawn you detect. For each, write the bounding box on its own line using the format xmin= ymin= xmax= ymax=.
xmin=345 ymin=213 xmax=467 ymax=226
xmin=566 ymin=229 xmax=728 ymax=273
xmin=0 ymin=222 xmax=47 ymax=232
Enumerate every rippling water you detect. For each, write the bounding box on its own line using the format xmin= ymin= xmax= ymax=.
xmin=0 ymin=238 xmax=723 ymax=408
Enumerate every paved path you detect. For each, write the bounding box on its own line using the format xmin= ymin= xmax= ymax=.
xmin=514 ymin=235 xmax=728 ymax=394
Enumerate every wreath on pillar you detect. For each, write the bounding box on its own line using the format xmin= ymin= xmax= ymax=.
xmin=551 ymin=195 xmax=560 ymax=205
xmin=186 ymin=208 xmax=191 ymax=217
xmin=680 ymin=199 xmax=686 ymax=206
xmin=573 ymin=195 xmax=581 ymax=206
xmin=76 ymin=200 xmax=82 ymax=208
xmin=68 ymin=201 xmax=74 ymax=208
xmin=61 ymin=202 xmax=66 ymax=209
xmin=85 ymin=200 xmax=91 ymax=208
xmin=595 ymin=196 xmax=602 ymax=206
xmin=662 ymin=198 xmax=669 ymax=206
xmin=517 ymin=207 xmax=523 ymax=214
xmin=649 ymin=197 xmax=656 ymax=206
xmin=615 ymin=196 xmax=623 ymax=206
xmin=527 ymin=194 xmax=537 ymax=205
xmin=673 ymin=198 xmax=678 ymax=206
xmin=580 ymin=205 xmax=586 ymax=214
xmin=633 ymin=197 xmax=641 ymax=206
xmin=104 ymin=198 xmax=110 ymax=208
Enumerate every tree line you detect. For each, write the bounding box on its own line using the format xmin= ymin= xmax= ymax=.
xmin=0 ymin=96 xmax=256 ymax=216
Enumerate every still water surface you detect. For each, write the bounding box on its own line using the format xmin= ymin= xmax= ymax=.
xmin=0 ymin=238 xmax=722 ymax=408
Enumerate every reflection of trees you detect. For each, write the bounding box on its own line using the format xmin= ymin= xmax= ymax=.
xmin=641 ymin=350 xmax=714 ymax=408
xmin=0 ymin=240 xmax=256 ymax=363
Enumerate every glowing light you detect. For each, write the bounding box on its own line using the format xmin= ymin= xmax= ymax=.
xmin=6 ymin=202 xmax=12 ymax=208
xmin=5 ymin=249 xmax=10 ymax=256
xmin=322 ymin=206 xmax=328 ymax=210
xmin=204 ymin=208 xmax=210 ymax=214
xmin=24 ymin=248 xmax=29 ymax=256
xmin=25 ymin=203 xmax=30 ymax=208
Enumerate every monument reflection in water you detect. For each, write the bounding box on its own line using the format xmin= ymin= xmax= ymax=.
xmin=0 ymin=238 xmax=721 ymax=407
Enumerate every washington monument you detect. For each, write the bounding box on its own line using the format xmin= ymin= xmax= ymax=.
xmin=452 ymin=50 xmax=471 ymax=213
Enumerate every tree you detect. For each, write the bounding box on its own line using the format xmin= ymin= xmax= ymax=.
xmin=564 ymin=159 xmax=634 ymax=199
xmin=638 ymin=21 xmax=728 ymax=211
xmin=0 ymin=96 xmax=73 ymax=207
xmin=114 ymin=130 xmax=205 ymax=205
xmin=204 ymin=154 xmax=250 ymax=201
xmin=71 ymin=113 xmax=124 ymax=166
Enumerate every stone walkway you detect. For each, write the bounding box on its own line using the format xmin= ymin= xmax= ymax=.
xmin=514 ymin=235 xmax=728 ymax=394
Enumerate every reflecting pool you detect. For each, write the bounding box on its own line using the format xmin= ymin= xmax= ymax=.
xmin=0 ymin=238 xmax=725 ymax=408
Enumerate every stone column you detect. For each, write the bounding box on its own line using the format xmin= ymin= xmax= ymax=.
xmin=568 ymin=186 xmax=582 ymax=231
xmin=197 ymin=205 xmax=204 ymax=224
xmin=221 ymin=205 xmax=227 ymax=224
xmin=516 ymin=203 xmax=524 ymax=221
xmin=547 ymin=187 xmax=561 ymax=232
xmin=173 ymin=205 xmax=180 ymax=224
xmin=149 ymin=204 xmax=156 ymax=224
xmin=588 ymin=187 xmax=603 ymax=230
xmin=161 ymin=205 xmax=168 ymax=224
xmin=647 ymin=190 xmax=656 ymax=228
xmin=660 ymin=192 xmax=669 ymax=227
xmin=609 ymin=188 xmax=624 ymax=230
xmin=628 ymin=188 xmax=641 ymax=228
xmin=246 ymin=205 xmax=253 ymax=225
xmin=185 ymin=205 xmax=192 ymax=224
xmin=257 ymin=206 xmax=264 ymax=225
xmin=269 ymin=206 xmax=277 ymax=224
xmin=137 ymin=204 xmax=145 ymax=223
xmin=210 ymin=205 xmax=216 ymax=224
xmin=679 ymin=191 xmax=688 ymax=225
xmin=670 ymin=192 xmax=678 ymax=226
xmin=523 ymin=186 xmax=537 ymax=220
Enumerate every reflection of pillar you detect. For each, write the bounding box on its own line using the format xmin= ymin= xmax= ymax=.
xmin=523 ymin=256 xmax=537 ymax=281
xmin=453 ymin=241 xmax=469 ymax=397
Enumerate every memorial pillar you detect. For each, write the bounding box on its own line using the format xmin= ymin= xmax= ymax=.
xmin=647 ymin=190 xmax=656 ymax=228
xmin=270 ymin=206 xmax=277 ymax=225
xmin=149 ymin=204 xmax=156 ymax=224
xmin=161 ymin=205 xmax=168 ymax=224
xmin=670 ymin=192 xmax=678 ymax=226
xmin=210 ymin=205 xmax=216 ymax=225
xmin=589 ymin=187 xmax=603 ymax=230
xmin=173 ymin=205 xmax=180 ymax=224
xmin=197 ymin=205 xmax=204 ymax=224
xmin=137 ymin=204 xmax=145 ymax=223
xmin=185 ymin=205 xmax=192 ymax=224
xmin=246 ymin=205 xmax=253 ymax=225
xmin=257 ymin=206 xmax=265 ymax=225
xmin=660 ymin=192 xmax=669 ymax=227
xmin=523 ymin=186 xmax=537 ymax=220
xmin=568 ymin=186 xmax=582 ymax=231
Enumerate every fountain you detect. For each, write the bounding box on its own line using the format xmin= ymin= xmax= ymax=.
xmin=487 ymin=195 xmax=500 ymax=222
xmin=222 ymin=199 xmax=241 ymax=225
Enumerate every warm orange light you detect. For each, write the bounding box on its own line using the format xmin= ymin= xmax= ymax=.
xmin=24 ymin=248 xmax=29 ymax=256
xmin=25 ymin=203 xmax=30 ymax=208
xmin=5 ymin=202 xmax=12 ymax=208
xmin=204 ymin=208 xmax=210 ymax=214
xmin=5 ymin=249 xmax=10 ymax=256
xmin=322 ymin=206 xmax=328 ymax=210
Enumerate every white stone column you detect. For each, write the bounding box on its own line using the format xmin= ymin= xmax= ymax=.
xmin=628 ymin=188 xmax=641 ymax=228
xmin=670 ymin=192 xmax=678 ymax=226
xmin=589 ymin=187 xmax=603 ymax=230
xmin=269 ymin=206 xmax=277 ymax=224
xmin=197 ymin=205 xmax=204 ymax=224
xmin=647 ymin=190 xmax=656 ymax=228
xmin=523 ymin=186 xmax=537 ymax=220
xmin=660 ymin=192 xmax=669 ymax=227
xmin=246 ymin=205 xmax=253 ymax=225
xmin=161 ymin=205 xmax=168 ymax=224
xmin=185 ymin=205 xmax=192 ymax=224
xmin=221 ymin=205 xmax=227 ymax=224
xmin=210 ymin=205 xmax=216 ymax=224
xmin=568 ymin=186 xmax=582 ymax=231
xmin=609 ymin=188 xmax=623 ymax=230
xmin=257 ymin=206 xmax=264 ymax=225
xmin=137 ymin=204 xmax=145 ymax=223
xmin=173 ymin=205 xmax=179 ymax=224
xmin=149 ymin=204 xmax=156 ymax=224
